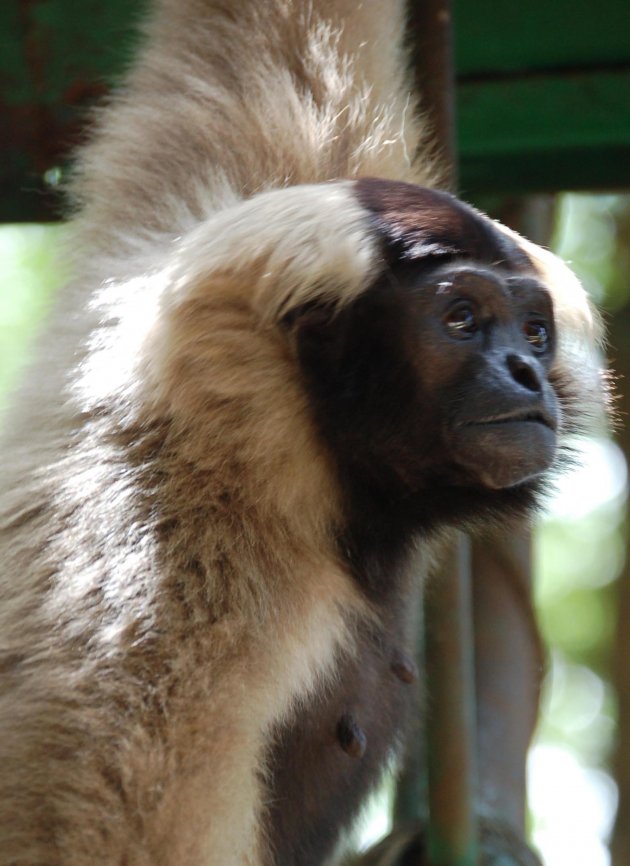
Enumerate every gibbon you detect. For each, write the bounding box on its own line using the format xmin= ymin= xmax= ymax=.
xmin=0 ymin=1 xmax=604 ymax=865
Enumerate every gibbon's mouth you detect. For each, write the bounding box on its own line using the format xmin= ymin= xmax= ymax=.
xmin=452 ymin=408 xmax=558 ymax=489
xmin=462 ymin=409 xmax=556 ymax=431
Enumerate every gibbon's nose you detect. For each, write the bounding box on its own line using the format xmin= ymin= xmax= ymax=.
xmin=506 ymin=352 xmax=543 ymax=393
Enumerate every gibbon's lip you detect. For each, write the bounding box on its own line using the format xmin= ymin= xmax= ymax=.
xmin=462 ymin=408 xmax=556 ymax=431
xmin=451 ymin=406 xmax=558 ymax=489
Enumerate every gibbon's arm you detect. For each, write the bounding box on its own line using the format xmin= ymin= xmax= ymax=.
xmin=0 ymin=2 xmax=604 ymax=866
xmin=71 ymin=0 xmax=437 ymax=263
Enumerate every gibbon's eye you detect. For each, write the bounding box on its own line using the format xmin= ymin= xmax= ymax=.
xmin=444 ymin=302 xmax=478 ymax=338
xmin=523 ymin=319 xmax=549 ymax=352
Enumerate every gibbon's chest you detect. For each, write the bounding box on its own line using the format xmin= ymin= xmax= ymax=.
xmin=263 ymin=594 xmax=420 ymax=866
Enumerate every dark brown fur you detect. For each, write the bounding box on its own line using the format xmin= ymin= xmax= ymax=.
xmin=355 ymin=178 xmax=533 ymax=271
xmin=266 ymin=585 xmax=420 ymax=866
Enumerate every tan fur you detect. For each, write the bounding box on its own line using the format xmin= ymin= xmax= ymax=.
xmin=0 ymin=1 xmax=601 ymax=864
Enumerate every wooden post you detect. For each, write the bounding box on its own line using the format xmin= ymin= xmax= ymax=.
xmin=407 ymin=0 xmax=458 ymax=189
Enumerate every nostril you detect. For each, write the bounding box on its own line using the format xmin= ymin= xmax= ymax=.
xmin=507 ymin=353 xmax=542 ymax=393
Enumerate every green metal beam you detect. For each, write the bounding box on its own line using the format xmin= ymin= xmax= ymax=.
xmin=457 ymin=69 xmax=630 ymax=197
xmin=454 ymin=0 xmax=630 ymax=76
xmin=453 ymin=0 xmax=630 ymax=194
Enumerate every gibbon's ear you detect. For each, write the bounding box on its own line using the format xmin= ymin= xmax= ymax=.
xmin=281 ymin=300 xmax=355 ymax=398
xmin=281 ymin=301 xmax=337 ymax=332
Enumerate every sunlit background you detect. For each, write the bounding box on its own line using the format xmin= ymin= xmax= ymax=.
xmin=1 ymin=194 xmax=628 ymax=865
xmin=528 ymin=195 xmax=629 ymax=866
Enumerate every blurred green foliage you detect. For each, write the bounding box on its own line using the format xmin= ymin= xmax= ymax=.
xmin=0 ymin=223 xmax=66 ymax=406
xmin=553 ymin=194 xmax=630 ymax=313
xmin=525 ymin=193 xmax=630 ymax=864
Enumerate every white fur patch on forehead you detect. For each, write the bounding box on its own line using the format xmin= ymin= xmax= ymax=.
xmin=166 ymin=181 xmax=380 ymax=323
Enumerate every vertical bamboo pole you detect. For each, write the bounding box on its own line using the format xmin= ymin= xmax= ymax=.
xmin=408 ymin=2 xmax=479 ymax=863
xmin=424 ymin=536 xmax=479 ymax=866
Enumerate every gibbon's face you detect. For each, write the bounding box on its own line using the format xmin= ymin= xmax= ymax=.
xmin=289 ymin=180 xmax=563 ymax=513
xmin=395 ymin=259 xmax=558 ymax=490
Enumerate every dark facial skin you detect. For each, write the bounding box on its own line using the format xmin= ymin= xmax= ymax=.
xmin=407 ymin=262 xmax=558 ymax=491
xmin=289 ymin=257 xmax=559 ymax=540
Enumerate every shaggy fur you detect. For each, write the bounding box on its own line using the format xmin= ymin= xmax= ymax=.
xmin=0 ymin=2 xmax=603 ymax=865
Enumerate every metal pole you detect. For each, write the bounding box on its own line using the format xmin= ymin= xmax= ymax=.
xmin=424 ymin=535 xmax=479 ymax=866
